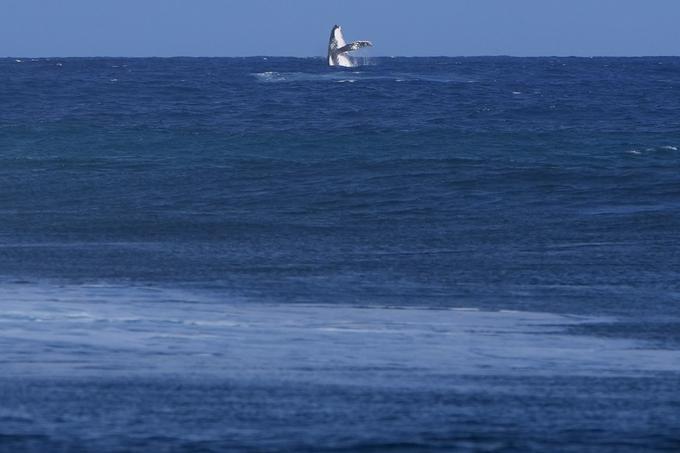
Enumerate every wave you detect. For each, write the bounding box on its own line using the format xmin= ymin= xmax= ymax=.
xmin=4 ymin=281 xmax=680 ymax=382
xmin=253 ymin=71 xmax=474 ymax=84
xmin=625 ymin=145 xmax=678 ymax=155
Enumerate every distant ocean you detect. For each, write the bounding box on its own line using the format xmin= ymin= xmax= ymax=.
xmin=1 ymin=57 xmax=680 ymax=452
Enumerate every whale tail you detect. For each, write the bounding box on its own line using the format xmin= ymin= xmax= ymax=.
xmin=328 ymin=25 xmax=373 ymax=67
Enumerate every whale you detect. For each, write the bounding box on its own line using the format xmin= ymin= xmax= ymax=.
xmin=327 ymin=25 xmax=372 ymax=67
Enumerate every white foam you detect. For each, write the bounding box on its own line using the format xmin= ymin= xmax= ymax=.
xmin=1 ymin=283 xmax=679 ymax=384
xmin=253 ymin=72 xmax=469 ymax=84
xmin=253 ymin=71 xmax=287 ymax=82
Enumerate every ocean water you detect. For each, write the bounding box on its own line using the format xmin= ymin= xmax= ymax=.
xmin=1 ymin=57 xmax=680 ymax=452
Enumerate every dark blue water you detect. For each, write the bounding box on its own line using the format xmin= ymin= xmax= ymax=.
xmin=1 ymin=57 xmax=680 ymax=451
xmin=3 ymin=57 xmax=680 ymax=314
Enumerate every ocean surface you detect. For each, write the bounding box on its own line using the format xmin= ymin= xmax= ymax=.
xmin=1 ymin=57 xmax=680 ymax=452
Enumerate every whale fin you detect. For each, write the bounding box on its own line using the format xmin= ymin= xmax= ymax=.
xmin=337 ymin=41 xmax=373 ymax=53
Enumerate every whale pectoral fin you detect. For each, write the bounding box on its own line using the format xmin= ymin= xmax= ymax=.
xmin=337 ymin=41 xmax=373 ymax=53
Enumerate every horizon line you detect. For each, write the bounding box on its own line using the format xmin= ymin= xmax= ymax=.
xmin=4 ymin=54 xmax=680 ymax=59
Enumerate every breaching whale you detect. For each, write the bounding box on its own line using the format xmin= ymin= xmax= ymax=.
xmin=327 ymin=25 xmax=372 ymax=67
